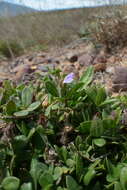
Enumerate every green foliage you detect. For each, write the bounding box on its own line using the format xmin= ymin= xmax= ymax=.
xmin=0 ymin=67 xmax=127 ymax=189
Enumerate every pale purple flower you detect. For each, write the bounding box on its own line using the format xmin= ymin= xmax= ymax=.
xmin=63 ymin=72 xmax=75 ymax=84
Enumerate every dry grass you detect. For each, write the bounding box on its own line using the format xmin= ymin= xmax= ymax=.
xmin=90 ymin=9 xmax=127 ymax=53
xmin=0 ymin=4 xmax=127 ymax=58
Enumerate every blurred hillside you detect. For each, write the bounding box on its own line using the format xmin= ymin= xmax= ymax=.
xmin=0 ymin=1 xmax=36 ymax=16
xmin=0 ymin=4 xmax=126 ymax=58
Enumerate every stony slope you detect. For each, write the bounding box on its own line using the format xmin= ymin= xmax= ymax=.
xmin=0 ymin=40 xmax=127 ymax=95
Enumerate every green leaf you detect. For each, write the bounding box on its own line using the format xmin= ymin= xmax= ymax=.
xmin=57 ymin=187 xmax=63 ymax=190
xmin=116 ymin=108 xmax=122 ymax=125
xmin=105 ymin=159 xmax=114 ymax=174
xmin=53 ymin=167 xmax=63 ymax=181
xmin=1 ymin=176 xmax=20 ymax=190
xmin=106 ymin=159 xmax=117 ymax=183
xmin=83 ymin=169 xmax=96 ymax=186
xmin=45 ymin=104 xmax=52 ymax=117
xmin=3 ymin=80 xmax=13 ymax=90
xmin=14 ymin=110 xmax=29 ymax=117
xmin=61 ymin=146 xmax=68 ymax=163
xmin=62 ymin=167 xmax=70 ymax=174
xmin=111 ymin=102 xmax=121 ymax=109
xmin=80 ymin=66 xmax=94 ymax=88
xmin=103 ymin=118 xmax=116 ymax=128
xmin=2 ymin=81 xmax=14 ymax=102
xmin=106 ymin=163 xmax=123 ymax=183
xmin=93 ymin=138 xmax=106 ymax=147
xmin=90 ymin=119 xmax=104 ymax=137
xmin=67 ymin=83 xmax=83 ymax=97
xmin=66 ymin=175 xmax=82 ymax=190
xmin=30 ymin=158 xmax=48 ymax=190
xmin=39 ymin=171 xmax=54 ymax=189
xmin=78 ymin=121 xmax=91 ymax=134
xmin=27 ymin=128 xmax=36 ymax=140
xmin=57 ymin=187 xmax=67 ymax=190
xmin=75 ymin=154 xmax=84 ymax=180
xmin=114 ymin=182 xmax=122 ymax=190
xmin=75 ymin=136 xmax=83 ymax=148
xmin=99 ymin=98 xmax=118 ymax=107
xmin=95 ymin=87 xmax=106 ymax=106
xmin=120 ymin=167 xmax=127 ymax=190
xmin=6 ymin=100 xmax=17 ymax=115
xmin=27 ymin=101 xmax=41 ymax=112
xmin=85 ymin=86 xmax=97 ymax=103
xmin=21 ymin=87 xmax=33 ymax=107
xmin=89 ymin=159 xmax=101 ymax=170
xmin=45 ymin=80 xmax=58 ymax=97
xmin=20 ymin=183 xmax=32 ymax=190
xmin=55 ymin=146 xmax=68 ymax=163
xmin=66 ymin=159 xmax=75 ymax=168
xmin=12 ymin=135 xmax=28 ymax=155
xmin=0 ymin=87 xmax=4 ymax=103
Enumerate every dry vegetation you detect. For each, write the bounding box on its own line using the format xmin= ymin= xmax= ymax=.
xmin=91 ymin=9 xmax=127 ymax=53
xmin=0 ymin=4 xmax=127 ymax=58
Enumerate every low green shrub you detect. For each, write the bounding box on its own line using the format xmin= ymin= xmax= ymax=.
xmin=0 ymin=67 xmax=127 ymax=189
xmin=77 ymin=26 xmax=91 ymax=38
xmin=0 ymin=40 xmax=23 ymax=58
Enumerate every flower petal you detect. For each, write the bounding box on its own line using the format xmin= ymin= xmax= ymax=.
xmin=63 ymin=72 xmax=75 ymax=84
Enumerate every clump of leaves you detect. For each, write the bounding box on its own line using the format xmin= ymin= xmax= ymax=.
xmin=0 ymin=66 xmax=127 ymax=190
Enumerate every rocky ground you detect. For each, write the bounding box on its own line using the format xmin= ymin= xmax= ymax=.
xmin=0 ymin=39 xmax=127 ymax=95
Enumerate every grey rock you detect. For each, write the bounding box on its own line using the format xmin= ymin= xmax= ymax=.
xmin=78 ymin=53 xmax=94 ymax=67
xmin=38 ymin=63 xmax=56 ymax=72
xmin=28 ymin=56 xmax=34 ymax=62
xmin=113 ymin=67 xmax=127 ymax=84
xmin=66 ymin=53 xmax=78 ymax=63
xmin=112 ymin=83 xmax=127 ymax=92
xmin=112 ymin=67 xmax=127 ymax=92
xmin=106 ymin=66 xmax=115 ymax=74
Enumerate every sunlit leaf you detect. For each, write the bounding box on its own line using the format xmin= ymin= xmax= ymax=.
xmin=80 ymin=66 xmax=94 ymax=89
xmin=1 ymin=176 xmax=20 ymax=190
xmin=14 ymin=110 xmax=29 ymax=117
xmin=39 ymin=171 xmax=54 ymax=189
xmin=83 ymin=168 xmax=96 ymax=186
xmin=66 ymin=175 xmax=82 ymax=190
xmin=93 ymin=138 xmax=106 ymax=147
xmin=22 ymin=87 xmax=33 ymax=107
xmin=120 ymin=167 xmax=127 ymax=190
xmin=20 ymin=182 xmax=32 ymax=190
xmin=27 ymin=101 xmax=41 ymax=112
